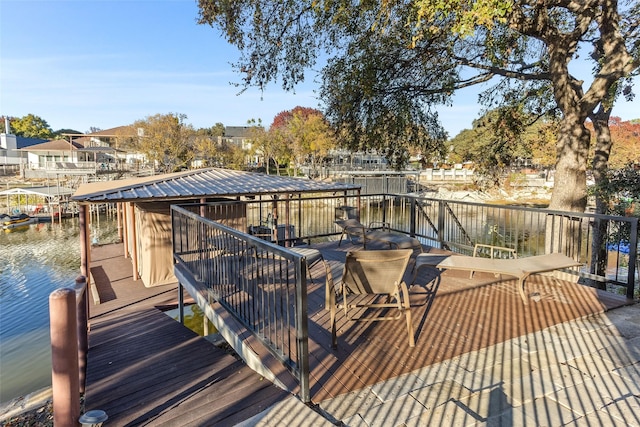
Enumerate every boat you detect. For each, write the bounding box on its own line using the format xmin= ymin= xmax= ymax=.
xmin=2 ymin=213 xmax=37 ymax=229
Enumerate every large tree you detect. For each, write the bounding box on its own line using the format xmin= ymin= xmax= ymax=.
xmin=198 ymin=0 xmax=639 ymax=212
xmin=271 ymin=107 xmax=335 ymax=176
xmin=133 ymin=113 xmax=195 ymax=173
xmin=5 ymin=114 xmax=54 ymax=139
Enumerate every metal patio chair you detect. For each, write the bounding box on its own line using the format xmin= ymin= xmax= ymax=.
xmin=329 ymin=249 xmax=415 ymax=348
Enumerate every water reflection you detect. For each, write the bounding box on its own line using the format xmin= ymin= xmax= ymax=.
xmin=0 ymin=216 xmax=119 ymax=404
xmin=163 ymin=304 xmax=217 ymax=337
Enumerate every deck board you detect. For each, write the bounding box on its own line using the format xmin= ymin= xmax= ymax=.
xmin=85 ymin=243 xmax=289 ymax=427
xmin=302 ymin=240 xmax=630 ymax=401
xmin=86 ymin=239 xmax=630 ymax=418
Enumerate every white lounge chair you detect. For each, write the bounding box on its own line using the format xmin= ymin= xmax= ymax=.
xmin=414 ymin=253 xmax=582 ymax=304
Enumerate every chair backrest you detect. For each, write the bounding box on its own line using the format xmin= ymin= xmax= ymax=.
xmin=342 ymin=249 xmax=412 ymax=294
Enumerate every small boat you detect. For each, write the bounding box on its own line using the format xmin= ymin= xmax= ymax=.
xmin=2 ymin=213 xmax=36 ymax=229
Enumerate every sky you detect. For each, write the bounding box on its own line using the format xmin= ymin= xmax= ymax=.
xmin=1 ymin=0 xmax=638 ymax=138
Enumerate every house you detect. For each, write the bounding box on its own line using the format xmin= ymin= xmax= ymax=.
xmin=222 ymin=126 xmax=256 ymax=150
xmin=0 ymin=131 xmax=46 ymax=168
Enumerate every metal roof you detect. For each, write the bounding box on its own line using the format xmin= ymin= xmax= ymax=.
xmin=0 ymin=186 xmax=76 ymax=198
xmin=71 ymin=168 xmax=360 ymax=203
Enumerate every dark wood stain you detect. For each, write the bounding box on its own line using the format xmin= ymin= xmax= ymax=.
xmin=85 ymin=244 xmax=289 ymax=427
xmin=86 ymin=240 xmax=629 ymax=422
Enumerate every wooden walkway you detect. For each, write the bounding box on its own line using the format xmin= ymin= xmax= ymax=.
xmin=85 ymin=243 xmax=289 ymax=426
xmin=85 ymin=240 xmax=630 ymax=423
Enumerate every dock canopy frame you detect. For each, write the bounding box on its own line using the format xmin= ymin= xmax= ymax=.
xmin=71 ymin=167 xmax=361 ymax=288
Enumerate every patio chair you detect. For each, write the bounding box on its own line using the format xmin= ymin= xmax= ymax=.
xmin=335 ymin=218 xmax=422 ymax=252
xmin=335 ymin=218 xmax=390 ymax=248
xmin=329 ymin=249 xmax=415 ymax=348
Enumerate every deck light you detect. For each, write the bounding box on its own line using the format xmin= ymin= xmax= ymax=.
xmin=79 ymin=409 xmax=108 ymax=426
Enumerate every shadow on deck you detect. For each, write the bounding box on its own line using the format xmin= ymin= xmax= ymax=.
xmin=85 ymin=243 xmax=290 ymax=426
xmin=303 ymin=240 xmax=629 ymax=402
xmin=86 ymin=240 xmax=630 ymax=424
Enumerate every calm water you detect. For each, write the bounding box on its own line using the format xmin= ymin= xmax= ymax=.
xmin=0 ymin=216 xmax=118 ymax=404
xmin=0 ymin=215 xmax=213 ymax=404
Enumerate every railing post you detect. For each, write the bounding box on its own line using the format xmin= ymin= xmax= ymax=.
xmin=75 ymin=275 xmax=88 ymax=394
xmin=410 ymin=197 xmax=416 ymax=237
xmin=178 ymin=282 xmax=185 ymax=325
xmin=295 ymin=258 xmax=310 ymax=403
xmin=437 ymin=200 xmax=446 ymax=249
xmin=50 ymin=288 xmax=80 ymax=427
xmin=627 ymin=218 xmax=638 ymax=300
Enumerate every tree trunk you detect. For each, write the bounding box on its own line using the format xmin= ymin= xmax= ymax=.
xmin=590 ymin=108 xmax=614 ymax=289
xmin=547 ymin=113 xmax=590 ymax=212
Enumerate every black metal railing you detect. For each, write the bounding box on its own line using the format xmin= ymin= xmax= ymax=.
xmin=188 ymin=193 xmax=637 ymax=298
xmin=171 ymin=205 xmax=310 ymax=402
xmin=170 ymin=192 xmax=638 ymax=404
xmin=358 ymin=194 xmax=638 ymax=298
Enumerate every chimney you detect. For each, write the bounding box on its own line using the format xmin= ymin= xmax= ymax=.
xmin=3 ymin=116 xmax=9 ymax=135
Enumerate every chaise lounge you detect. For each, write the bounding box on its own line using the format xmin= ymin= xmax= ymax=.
xmin=414 ymin=252 xmax=582 ymax=304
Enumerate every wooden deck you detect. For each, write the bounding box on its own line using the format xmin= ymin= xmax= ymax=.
xmin=86 ymin=240 xmax=630 ymax=423
xmin=297 ymin=240 xmax=629 ymax=402
xmin=85 ymin=243 xmax=289 ymax=426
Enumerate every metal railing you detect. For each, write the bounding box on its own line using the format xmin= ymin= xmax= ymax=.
xmin=185 ymin=193 xmax=637 ymax=298
xmin=170 ymin=192 xmax=638 ymax=403
xmin=358 ymin=194 xmax=638 ymax=298
xmin=171 ymin=204 xmax=311 ymax=402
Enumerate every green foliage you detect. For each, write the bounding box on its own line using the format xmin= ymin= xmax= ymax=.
xmin=133 ymin=113 xmax=195 ymax=173
xmin=272 ymin=107 xmax=335 ymax=177
xmin=7 ymin=114 xmax=54 ymax=139
xmin=449 ymin=108 xmax=558 ymax=184
xmin=591 ymin=164 xmax=640 ymax=217
xmin=197 ymin=0 xmax=639 ymax=212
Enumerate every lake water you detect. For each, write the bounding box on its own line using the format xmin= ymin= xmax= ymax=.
xmin=0 ymin=216 xmax=119 ymax=404
xmin=0 ymin=215 xmax=213 ymax=405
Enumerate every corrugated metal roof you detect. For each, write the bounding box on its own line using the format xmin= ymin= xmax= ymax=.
xmin=0 ymin=186 xmax=76 ymax=197
xmin=72 ymin=168 xmax=360 ymax=203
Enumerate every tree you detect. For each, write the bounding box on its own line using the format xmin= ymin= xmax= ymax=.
xmin=193 ymin=123 xmax=225 ymax=167
xmin=247 ymin=119 xmax=289 ymax=175
xmin=133 ymin=113 xmax=195 ymax=173
xmin=586 ymin=117 xmax=640 ymax=168
xmin=7 ymin=114 xmax=54 ymax=139
xmin=270 ymin=107 xmax=335 ymax=176
xmin=197 ymin=0 xmax=640 ymax=212
xmin=449 ymin=108 xmax=558 ymax=183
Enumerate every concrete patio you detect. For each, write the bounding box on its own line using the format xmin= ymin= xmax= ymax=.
xmin=246 ymin=302 xmax=640 ymax=426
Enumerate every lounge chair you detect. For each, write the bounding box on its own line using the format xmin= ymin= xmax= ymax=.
xmin=414 ymin=253 xmax=582 ymax=304
xmin=335 ymin=218 xmax=422 ymax=252
xmin=328 ymin=249 xmax=415 ymax=348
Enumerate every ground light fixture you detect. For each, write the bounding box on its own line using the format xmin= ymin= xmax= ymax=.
xmin=79 ymin=409 xmax=108 ymax=426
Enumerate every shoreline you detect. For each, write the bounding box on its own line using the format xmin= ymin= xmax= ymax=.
xmin=0 ymin=386 xmax=52 ymax=423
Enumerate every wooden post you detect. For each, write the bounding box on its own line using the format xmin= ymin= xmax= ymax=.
xmin=116 ymin=202 xmax=123 ymax=242
xmin=50 ymin=288 xmax=80 ymax=427
xmin=129 ymin=202 xmax=139 ymax=280
xmin=122 ymin=202 xmax=129 ymax=257
xmin=79 ymin=204 xmax=90 ymax=280
xmin=75 ymin=276 xmax=88 ymax=394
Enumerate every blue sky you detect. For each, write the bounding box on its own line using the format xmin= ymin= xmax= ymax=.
xmin=1 ymin=0 xmax=638 ymax=138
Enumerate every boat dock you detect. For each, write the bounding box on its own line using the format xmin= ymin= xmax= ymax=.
xmin=85 ymin=243 xmax=329 ymax=426
xmin=83 ymin=240 xmax=640 ymax=426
